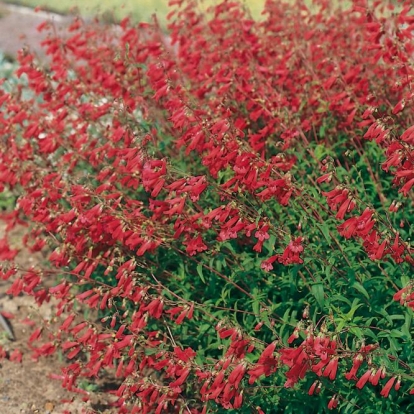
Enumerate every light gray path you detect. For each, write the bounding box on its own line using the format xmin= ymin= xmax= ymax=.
xmin=0 ymin=2 xmax=71 ymax=60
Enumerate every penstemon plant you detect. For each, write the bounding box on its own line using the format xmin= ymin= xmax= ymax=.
xmin=0 ymin=0 xmax=413 ymax=412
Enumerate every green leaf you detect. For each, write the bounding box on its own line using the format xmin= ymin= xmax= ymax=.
xmin=401 ymin=274 xmax=411 ymax=287
xmin=324 ymin=264 xmax=333 ymax=281
xmin=197 ymin=263 xmax=206 ymax=284
xmin=264 ymin=234 xmax=276 ymax=254
xmin=362 ymin=327 xmax=378 ymax=341
xmin=404 ymin=311 xmax=412 ymax=333
xmin=261 ymin=311 xmax=273 ymax=330
xmin=330 ymin=295 xmax=352 ymax=307
xmin=344 ymin=300 xmax=362 ymax=321
xmin=351 ymin=282 xmax=370 ymax=301
xmin=375 ymin=309 xmax=393 ymax=326
xmin=316 ymin=224 xmax=331 ymax=244
xmin=311 ymin=283 xmax=325 ymax=308
xmin=252 ymin=288 xmax=261 ymax=320
xmin=319 ymin=125 xmax=326 ymax=138
xmin=336 ymin=317 xmax=347 ymax=332
xmin=349 ymin=326 xmax=363 ymax=339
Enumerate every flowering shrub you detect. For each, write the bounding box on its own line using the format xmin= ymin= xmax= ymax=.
xmin=0 ymin=0 xmax=413 ymax=412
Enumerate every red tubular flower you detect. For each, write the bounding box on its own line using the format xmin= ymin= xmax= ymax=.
xmin=394 ymin=377 xmax=401 ymax=391
xmin=345 ymin=354 xmax=364 ymax=380
xmin=316 ymin=173 xmax=332 ymax=184
xmin=185 ymin=234 xmax=208 ymax=256
xmin=277 ymin=237 xmax=304 ymax=265
xmin=355 ymin=369 xmax=372 ymax=389
xmin=259 ymin=342 xmax=276 ymax=362
xmin=247 ymin=341 xmax=278 ymax=384
xmin=336 ymin=198 xmax=355 ymax=220
xmin=288 ymin=328 xmax=300 ymax=344
xmin=144 ymin=298 xmax=164 ymax=319
xmin=282 ymin=346 xmax=310 ymax=388
xmin=399 ymin=177 xmax=414 ymax=196
xmin=392 ymin=98 xmax=405 ymax=114
xmin=312 ymin=359 xmax=327 ymax=376
xmin=169 ymin=367 xmax=190 ymax=387
xmin=115 ymin=359 xmax=124 ymax=378
xmin=254 ymin=321 xmax=264 ymax=331
xmin=323 ymin=357 xmax=339 ymax=381
xmin=166 ymin=305 xmax=184 ymax=317
xmin=327 ymin=395 xmax=338 ymax=410
xmin=322 ymin=187 xmax=350 ymax=212
xmin=369 ymin=368 xmax=383 ymax=386
xmin=228 ymin=363 xmax=247 ymax=389
xmin=380 ymin=376 xmax=397 ymax=398
xmin=218 ymin=327 xmax=237 ymax=339
xmin=29 ymin=327 xmax=43 ymax=342
xmin=337 ymin=216 xmax=358 ymax=239
xmin=390 ymin=232 xmax=405 ymax=262
xmin=9 ymin=349 xmax=23 ymax=363
xmin=313 ymin=335 xmax=336 ymax=360
xmin=0 ymin=238 xmax=19 ymax=260
xmin=373 ymin=239 xmax=388 ymax=260
xmin=393 ymin=282 xmax=414 ymax=307
xmin=308 ymin=380 xmax=321 ymax=395
xmin=247 ymin=365 xmax=265 ymax=385
xmin=174 ymin=346 xmax=196 ymax=362
xmin=233 ymin=391 xmax=243 ymax=408
xmin=255 ymin=225 xmax=270 ymax=242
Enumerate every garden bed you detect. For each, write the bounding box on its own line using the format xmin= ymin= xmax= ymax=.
xmin=0 ymin=1 xmax=413 ymax=413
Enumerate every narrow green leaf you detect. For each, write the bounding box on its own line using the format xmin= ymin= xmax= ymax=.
xmin=352 ymin=282 xmax=370 ymax=301
xmin=252 ymin=294 xmax=260 ymax=320
xmin=405 ymin=311 xmax=412 ymax=333
xmin=330 ymin=295 xmax=352 ymax=307
xmin=401 ymin=274 xmax=410 ymax=287
xmin=316 ymin=224 xmax=331 ymax=244
xmin=261 ymin=311 xmax=273 ymax=330
xmin=197 ymin=263 xmax=206 ymax=284
xmin=349 ymin=326 xmax=363 ymax=339
xmin=311 ymin=283 xmax=325 ymax=308
xmin=345 ymin=300 xmax=362 ymax=321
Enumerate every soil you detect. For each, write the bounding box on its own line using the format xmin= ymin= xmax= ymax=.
xmin=0 ymin=5 xmax=118 ymax=413
xmin=0 ymin=222 xmax=118 ymax=414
